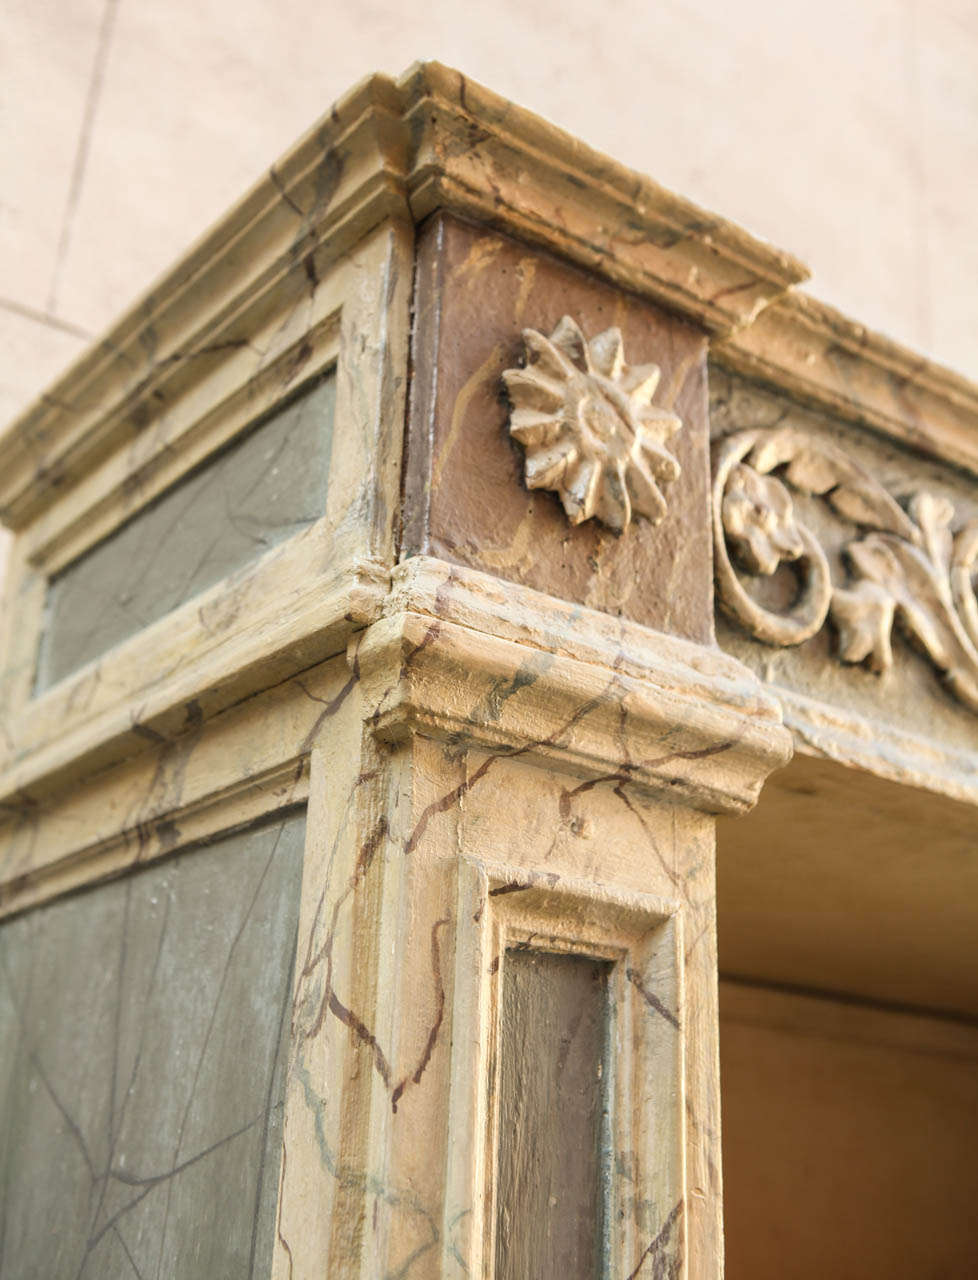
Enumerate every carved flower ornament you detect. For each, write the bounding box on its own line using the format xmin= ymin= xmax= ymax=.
xmin=722 ymin=463 xmax=804 ymax=575
xmin=503 ymin=316 xmax=683 ymax=535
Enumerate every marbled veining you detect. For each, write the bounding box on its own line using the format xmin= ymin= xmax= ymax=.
xmin=266 ymin=557 xmax=778 ymax=1277
xmin=404 ymin=215 xmax=714 ymax=644
xmin=2 ymin=58 xmax=977 ymax=1280
xmin=0 ymin=542 xmax=774 ymax=1275
xmin=37 ymin=374 xmax=335 ymax=690
xmin=0 ymin=811 xmax=305 ymax=1279
xmin=0 ymin=221 xmax=411 ymax=802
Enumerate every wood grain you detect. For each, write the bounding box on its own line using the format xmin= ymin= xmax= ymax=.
xmin=495 ymin=949 xmax=610 ymax=1279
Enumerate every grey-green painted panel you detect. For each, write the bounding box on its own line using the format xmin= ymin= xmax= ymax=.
xmin=495 ymin=948 xmax=611 ymax=1280
xmin=37 ymin=374 xmax=336 ymax=690
xmin=0 ymin=809 xmax=305 ymax=1280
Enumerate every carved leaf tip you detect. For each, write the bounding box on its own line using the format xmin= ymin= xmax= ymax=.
xmin=830 ymin=583 xmax=896 ymax=673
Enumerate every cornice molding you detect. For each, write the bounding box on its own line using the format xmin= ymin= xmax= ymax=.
xmin=713 ymin=291 xmax=978 ymax=478
xmin=0 ymin=555 xmax=789 ymax=919
xmin=0 ymin=77 xmax=409 ymax=529
xmin=398 ymin=64 xmax=808 ymax=333
xmin=4 ymin=61 xmax=975 ymax=539
xmin=0 ymin=554 xmax=390 ymax=808
xmin=0 ymin=62 xmax=806 ymax=530
xmin=391 ymin=558 xmax=978 ymax=806
xmin=0 ymin=552 xmax=789 ymax=816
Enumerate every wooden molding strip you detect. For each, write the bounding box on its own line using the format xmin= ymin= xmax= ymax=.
xmin=359 ymin=560 xmax=792 ymax=816
xmin=714 ymin=290 xmax=978 ymax=478
xmin=4 ymin=62 xmax=977 ymax=534
xmin=0 ymin=552 xmax=389 ymax=806
xmin=779 ymin=685 xmax=978 ymax=807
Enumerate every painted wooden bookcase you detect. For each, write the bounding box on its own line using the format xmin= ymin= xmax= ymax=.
xmin=2 ymin=64 xmax=977 ymax=1279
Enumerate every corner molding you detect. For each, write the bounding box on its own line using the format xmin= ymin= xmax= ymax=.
xmin=4 ymin=60 xmax=978 ymax=547
xmin=713 ymin=426 xmax=978 ymax=714
xmin=400 ymin=64 xmax=808 ymax=335
xmin=0 ymin=554 xmax=390 ymax=807
xmin=504 ymin=316 xmax=682 ymax=534
xmin=357 ymin=556 xmax=792 ymax=815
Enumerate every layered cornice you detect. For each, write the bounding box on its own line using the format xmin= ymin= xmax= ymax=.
xmin=713 ymin=291 xmax=978 ymax=477
xmin=4 ymin=62 xmax=976 ymax=531
xmin=0 ymin=62 xmax=810 ymax=528
xmin=371 ymin=556 xmax=792 ymax=816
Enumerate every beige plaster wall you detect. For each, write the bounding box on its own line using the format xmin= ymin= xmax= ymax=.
xmin=720 ymin=981 xmax=978 ymax=1278
xmin=3 ymin=0 xmax=978 ymax=432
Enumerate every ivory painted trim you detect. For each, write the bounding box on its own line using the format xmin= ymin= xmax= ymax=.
xmin=399 ymin=65 xmax=807 ymax=334
xmin=780 ymin=686 xmax=978 ymax=806
xmin=0 ymin=550 xmax=793 ymax=907
xmin=389 ymin=556 xmax=785 ymax=717
xmin=0 ymin=649 xmax=352 ymax=917
xmin=0 ymin=758 xmax=309 ymax=921
xmin=4 ymin=64 xmax=977 ymax=539
xmin=355 ymin=616 xmax=791 ymax=817
xmin=26 ymin=310 xmax=341 ymax=576
xmin=713 ymin=291 xmax=978 ymax=479
xmin=0 ymin=223 xmax=412 ymax=793
xmin=448 ymin=858 xmax=685 ymax=1278
xmin=390 ymin=559 xmax=978 ymax=808
xmin=0 ymin=97 xmax=409 ymax=528
xmin=0 ymin=549 xmax=387 ymax=806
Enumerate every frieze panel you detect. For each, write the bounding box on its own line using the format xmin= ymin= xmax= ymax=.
xmin=710 ymin=368 xmax=978 ymax=720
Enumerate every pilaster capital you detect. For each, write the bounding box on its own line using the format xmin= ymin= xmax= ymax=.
xmin=354 ymin=556 xmax=791 ymax=814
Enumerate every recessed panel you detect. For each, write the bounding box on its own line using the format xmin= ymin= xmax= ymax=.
xmin=0 ymin=808 xmax=305 ymax=1279
xmin=494 ymin=947 xmax=611 ymax=1280
xmin=36 ymin=373 xmax=335 ymax=690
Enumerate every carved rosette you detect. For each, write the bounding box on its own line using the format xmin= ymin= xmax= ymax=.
xmin=503 ymin=316 xmax=682 ymax=535
xmin=712 ymin=426 xmax=978 ymax=713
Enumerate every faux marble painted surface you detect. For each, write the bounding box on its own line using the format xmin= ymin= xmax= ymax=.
xmin=280 ymin=695 xmax=721 ymax=1274
xmin=457 ymin=748 xmax=714 ymax=1276
xmin=405 ymin=215 xmax=713 ymax=644
xmin=710 ymin=365 xmax=978 ymax=754
xmin=0 ymin=809 xmax=305 ymax=1279
xmin=36 ymin=373 xmax=335 ymax=690
xmin=0 ymin=550 xmax=783 ymax=1277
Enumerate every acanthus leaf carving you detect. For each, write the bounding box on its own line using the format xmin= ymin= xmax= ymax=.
xmin=746 ymin=426 xmax=918 ymax=539
xmin=829 ymin=580 xmax=896 ymax=673
xmin=952 ymin=521 xmax=978 ymax=652
xmin=503 ymin=316 xmax=682 ymax=535
xmin=712 ymin=427 xmax=978 ymax=715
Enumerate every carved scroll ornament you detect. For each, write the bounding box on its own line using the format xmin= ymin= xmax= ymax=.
xmin=503 ymin=316 xmax=682 ymax=535
xmin=712 ymin=427 xmax=978 ymax=713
